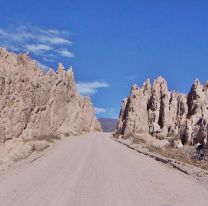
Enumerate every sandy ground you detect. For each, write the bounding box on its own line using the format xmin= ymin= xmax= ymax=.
xmin=0 ymin=132 xmax=207 ymax=206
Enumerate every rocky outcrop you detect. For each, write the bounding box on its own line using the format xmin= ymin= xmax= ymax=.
xmin=185 ymin=80 xmax=208 ymax=147
xmin=115 ymin=76 xmax=208 ymax=148
xmin=0 ymin=48 xmax=101 ymax=142
xmin=116 ymin=80 xmax=151 ymax=138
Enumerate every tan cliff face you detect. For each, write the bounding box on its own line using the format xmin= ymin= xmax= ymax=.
xmin=0 ymin=48 xmax=102 ymax=142
xmin=115 ymin=76 xmax=208 ymax=148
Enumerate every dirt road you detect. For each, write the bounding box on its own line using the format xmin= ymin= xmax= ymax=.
xmin=0 ymin=133 xmax=207 ymax=206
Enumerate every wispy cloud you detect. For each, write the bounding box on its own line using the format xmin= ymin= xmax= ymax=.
xmin=39 ymin=36 xmax=71 ymax=45
xmin=94 ymin=107 xmax=106 ymax=114
xmin=58 ymin=49 xmax=74 ymax=57
xmin=94 ymin=107 xmax=118 ymax=118
xmin=0 ymin=25 xmax=74 ymax=61
xmin=77 ymin=81 xmax=109 ymax=96
xmin=25 ymin=44 xmax=52 ymax=54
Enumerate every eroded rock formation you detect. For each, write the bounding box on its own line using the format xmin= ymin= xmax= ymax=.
xmin=115 ymin=76 xmax=208 ymax=148
xmin=0 ymin=48 xmax=101 ymax=142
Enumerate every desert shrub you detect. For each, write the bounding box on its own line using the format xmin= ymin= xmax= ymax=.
xmin=167 ymin=131 xmax=175 ymax=138
xmin=132 ymin=136 xmax=146 ymax=144
xmin=192 ymin=146 xmax=208 ymax=161
xmin=64 ymin=132 xmax=70 ymax=137
xmin=168 ymin=136 xmax=180 ymax=148
xmin=169 ymin=138 xmax=176 ymax=148
xmin=30 ymin=142 xmax=49 ymax=152
xmin=123 ymin=132 xmax=134 ymax=139
xmin=32 ymin=134 xmax=61 ymax=143
xmin=113 ymin=132 xmax=119 ymax=138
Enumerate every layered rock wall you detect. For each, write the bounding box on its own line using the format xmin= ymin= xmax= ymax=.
xmin=0 ymin=48 xmax=101 ymax=142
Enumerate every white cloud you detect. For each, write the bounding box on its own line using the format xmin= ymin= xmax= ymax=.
xmin=42 ymin=57 xmax=54 ymax=62
xmin=47 ymin=29 xmax=61 ymax=35
xmin=77 ymin=81 xmax=109 ymax=95
xmin=58 ymin=49 xmax=75 ymax=57
xmin=39 ymin=36 xmax=72 ymax=45
xmin=0 ymin=25 xmax=74 ymax=61
xmin=94 ymin=107 xmax=106 ymax=114
xmin=25 ymin=44 xmax=52 ymax=54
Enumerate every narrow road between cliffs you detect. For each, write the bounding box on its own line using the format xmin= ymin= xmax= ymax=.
xmin=0 ymin=132 xmax=207 ymax=206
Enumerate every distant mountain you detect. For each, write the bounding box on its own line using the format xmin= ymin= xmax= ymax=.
xmin=98 ymin=118 xmax=118 ymax=132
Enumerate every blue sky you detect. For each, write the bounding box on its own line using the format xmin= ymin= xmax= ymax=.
xmin=0 ymin=0 xmax=208 ymax=118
